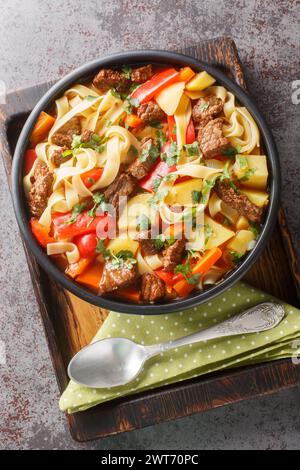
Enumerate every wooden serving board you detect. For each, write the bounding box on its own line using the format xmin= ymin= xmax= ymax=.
xmin=1 ymin=37 xmax=300 ymax=441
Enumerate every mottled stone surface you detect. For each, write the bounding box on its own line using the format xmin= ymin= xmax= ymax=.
xmin=0 ymin=0 xmax=299 ymax=450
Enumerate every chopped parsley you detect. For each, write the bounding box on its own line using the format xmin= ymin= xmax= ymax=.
xmin=71 ymin=133 xmax=107 ymax=154
xmin=148 ymin=188 xmax=169 ymax=209
xmin=110 ymin=250 xmax=137 ymax=269
xmin=238 ymin=167 xmax=257 ymax=182
xmin=191 ymin=190 xmax=201 ymax=205
xmin=236 ymin=155 xmax=248 ymax=169
xmin=249 ymin=221 xmax=259 ymax=237
xmin=199 ymin=101 xmax=209 ymax=112
xmin=161 ymin=141 xmax=180 ymax=167
xmin=87 ymin=192 xmax=107 ymax=218
xmin=122 ymin=65 xmax=132 ymax=79
xmin=139 ymin=142 xmax=160 ymax=164
xmin=110 ymin=88 xmax=122 ymax=99
xmin=230 ymin=251 xmax=244 ymax=263
xmin=155 ymin=129 xmax=167 ymax=149
xmin=184 ymin=141 xmax=200 ymax=157
xmin=64 ymin=202 xmax=86 ymax=225
xmin=124 ymin=96 xmax=140 ymax=114
xmin=86 ymin=95 xmax=98 ymax=101
xmin=149 ymin=120 xmax=162 ymax=129
xmin=200 ymin=178 xmax=216 ymax=204
xmin=152 ymin=176 xmax=162 ymax=192
xmin=96 ymin=239 xmax=111 ymax=259
xmin=222 ymin=145 xmax=242 ymax=157
xmin=136 ymin=214 xmax=150 ymax=231
xmin=62 ymin=149 xmax=73 ymax=158
xmin=174 ymin=263 xmax=200 ymax=285
xmin=153 ymin=235 xmax=166 ymax=250
xmin=128 ymin=144 xmax=138 ymax=157
xmin=163 ymin=173 xmax=177 ymax=183
xmin=204 ymin=224 xmax=214 ymax=245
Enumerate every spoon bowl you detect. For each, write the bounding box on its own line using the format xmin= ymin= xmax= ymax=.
xmin=68 ymin=337 xmax=147 ymax=388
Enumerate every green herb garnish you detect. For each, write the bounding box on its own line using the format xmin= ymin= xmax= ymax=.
xmin=87 ymin=192 xmax=106 ymax=218
xmin=174 ymin=263 xmax=200 ymax=285
xmin=161 ymin=141 xmax=180 ymax=167
xmin=184 ymin=141 xmax=200 ymax=157
xmin=128 ymin=144 xmax=138 ymax=157
xmin=199 ymin=101 xmax=209 ymax=112
xmin=155 ymin=129 xmax=167 ymax=149
xmin=200 ymin=178 xmax=216 ymax=204
xmin=238 ymin=167 xmax=257 ymax=182
xmin=71 ymin=133 xmax=107 ymax=155
xmin=122 ymin=65 xmax=132 ymax=79
xmin=191 ymin=190 xmax=201 ymax=205
xmin=249 ymin=221 xmax=259 ymax=237
xmin=204 ymin=224 xmax=214 ymax=245
xmin=62 ymin=149 xmax=73 ymax=158
xmin=152 ymin=176 xmax=162 ymax=192
xmin=96 ymin=239 xmax=111 ymax=259
xmin=86 ymin=95 xmax=98 ymax=101
xmin=230 ymin=251 xmax=244 ymax=263
xmin=139 ymin=142 xmax=159 ymax=164
xmin=64 ymin=202 xmax=86 ymax=225
xmin=148 ymin=188 xmax=169 ymax=209
xmin=110 ymin=250 xmax=137 ymax=269
xmin=236 ymin=155 xmax=248 ymax=169
xmin=222 ymin=145 xmax=242 ymax=157
xmin=124 ymin=96 xmax=140 ymax=114
xmin=136 ymin=214 xmax=150 ymax=231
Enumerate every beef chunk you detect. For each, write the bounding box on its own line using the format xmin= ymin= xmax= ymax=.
xmin=50 ymin=147 xmax=72 ymax=167
xmin=136 ymin=101 xmax=165 ymax=124
xmin=51 ymin=116 xmax=81 ymax=148
xmin=128 ymin=137 xmax=158 ymax=180
xmin=98 ymin=261 xmax=137 ymax=294
xmin=215 ymin=180 xmax=263 ymax=223
xmin=141 ymin=273 xmax=166 ymax=302
xmin=163 ymin=239 xmax=186 ymax=272
xmin=80 ymin=129 xmax=95 ymax=143
xmin=131 ymin=64 xmax=153 ymax=83
xmin=93 ymin=68 xmax=130 ymax=93
xmin=28 ymin=160 xmax=53 ymax=217
xmin=192 ymin=95 xmax=223 ymax=124
xmin=135 ymin=230 xmax=160 ymax=256
xmin=197 ymin=118 xmax=229 ymax=158
xmin=104 ymin=173 xmax=136 ymax=210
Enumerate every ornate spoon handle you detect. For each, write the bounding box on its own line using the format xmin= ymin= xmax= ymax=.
xmin=146 ymin=302 xmax=285 ymax=356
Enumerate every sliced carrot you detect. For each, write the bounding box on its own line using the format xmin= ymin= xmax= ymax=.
xmin=125 ymin=114 xmax=144 ymax=128
xmin=178 ymin=67 xmax=196 ymax=83
xmin=115 ymin=287 xmax=141 ymax=303
xmin=24 ymin=149 xmax=37 ymax=175
xmin=173 ymin=247 xmax=222 ymax=297
xmin=76 ymin=260 xmax=103 ymax=292
xmin=30 ymin=111 xmax=55 ymax=145
xmin=30 ymin=218 xmax=54 ymax=248
xmin=80 ymin=168 xmax=103 ymax=188
xmin=65 ymin=256 xmax=96 ymax=279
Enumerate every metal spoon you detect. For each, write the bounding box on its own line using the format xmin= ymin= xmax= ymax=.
xmin=68 ymin=302 xmax=284 ymax=388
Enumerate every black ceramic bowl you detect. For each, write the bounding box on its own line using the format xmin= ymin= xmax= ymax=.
xmin=12 ymin=50 xmax=280 ymax=314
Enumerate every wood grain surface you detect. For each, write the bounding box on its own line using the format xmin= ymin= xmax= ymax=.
xmin=0 ymin=36 xmax=299 ymax=441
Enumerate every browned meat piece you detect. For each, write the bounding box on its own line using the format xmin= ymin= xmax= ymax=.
xmin=28 ymin=160 xmax=53 ymax=217
xmin=80 ymin=129 xmax=95 ymax=143
xmin=128 ymin=137 xmax=158 ymax=180
xmin=192 ymin=95 xmax=223 ymax=124
xmin=163 ymin=239 xmax=186 ymax=272
xmin=51 ymin=116 xmax=81 ymax=148
xmin=104 ymin=173 xmax=136 ymax=211
xmin=50 ymin=147 xmax=72 ymax=166
xmin=215 ymin=180 xmax=263 ymax=223
xmin=93 ymin=68 xmax=130 ymax=93
xmin=141 ymin=273 xmax=166 ymax=302
xmin=136 ymin=101 xmax=165 ymax=124
xmin=98 ymin=261 xmax=137 ymax=294
xmin=131 ymin=64 xmax=153 ymax=83
xmin=197 ymin=118 xmax=229 ymax=158
xmin=135 ymin=230 xmax=160 ymax=256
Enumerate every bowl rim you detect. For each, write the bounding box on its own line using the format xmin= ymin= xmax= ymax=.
xmin=11 ymin=49 xmax=280 ymax=314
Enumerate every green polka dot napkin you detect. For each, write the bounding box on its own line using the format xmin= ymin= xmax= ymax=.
xmin=59 ymin=282 xmax=300 ymax=413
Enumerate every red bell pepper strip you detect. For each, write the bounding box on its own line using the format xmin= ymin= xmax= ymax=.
xmin=30 ymin=218 xmax=54 ymax=248
xmin=186 ymin=118 xmax=196 ymax=144
xmin=139 ymin=158 xmax=176 ymax=192
xmin=52 ymin=211 xmax=107 ymax=239
xmin=80 ymin=168 xmax=103 ymax=188
xmin=167 ymin=116 xmax=176 ymax=142
xmin=24 ymin=149 xmax=37 ymax=175
xmin=155 ymin=268 xmax=177 ymax=287
xmin=131 ymin=68 xmax=180 ymax=104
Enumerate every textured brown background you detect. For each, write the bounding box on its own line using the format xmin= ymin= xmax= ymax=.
xmin=0 ymin=0 xmax=299 ymax=450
